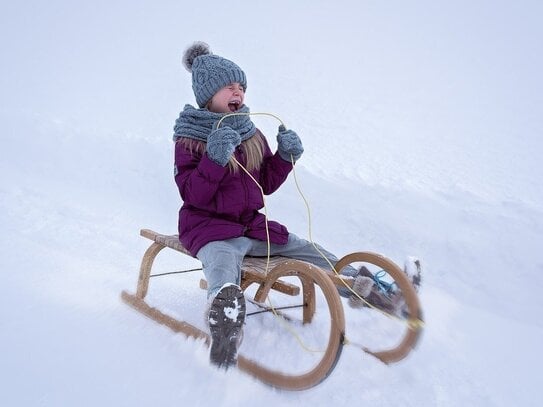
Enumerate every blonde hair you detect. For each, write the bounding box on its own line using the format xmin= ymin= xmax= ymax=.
xmin=177 ymin=130 xmax=265 ymax=173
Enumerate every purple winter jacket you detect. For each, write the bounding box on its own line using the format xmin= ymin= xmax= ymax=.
xmin=174 ymin=130 xmax=293 ymax=256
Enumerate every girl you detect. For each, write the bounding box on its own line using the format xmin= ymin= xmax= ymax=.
xmin=172 ymin=42 xmax=406 ymax=369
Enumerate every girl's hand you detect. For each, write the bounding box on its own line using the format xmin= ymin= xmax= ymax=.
xmin=277 ymin=125 xmax=304 ymax=162
xmin=206 ymin=126 xmax=241 ymax=166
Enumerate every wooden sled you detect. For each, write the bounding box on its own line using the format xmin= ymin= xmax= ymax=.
xmin=121 ymin=229 xmax=423 ymax=390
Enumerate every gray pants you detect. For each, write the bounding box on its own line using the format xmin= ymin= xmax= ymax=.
xmin=196 ymin=233 xmax=357 ymax=298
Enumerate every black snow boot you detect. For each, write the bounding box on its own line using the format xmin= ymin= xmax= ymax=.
xmin=208 ymin=283 xmax=246 ymax=369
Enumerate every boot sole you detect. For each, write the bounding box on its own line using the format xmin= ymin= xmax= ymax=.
xmin=208 ymin=284 xmax=246 ymax=369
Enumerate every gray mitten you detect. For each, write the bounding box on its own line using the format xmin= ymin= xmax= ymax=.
xmin=206 ymin=126 xmax=241 ymax=166
xmin=277 ymin=125 xmax=303 ymax=162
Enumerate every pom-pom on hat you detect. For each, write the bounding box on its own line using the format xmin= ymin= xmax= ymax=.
xmin=182 ymin=41 xmax=247 ymax=108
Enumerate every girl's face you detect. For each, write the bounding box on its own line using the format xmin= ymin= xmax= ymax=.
xmin=207 ymin=83 xmax=245 ymax=113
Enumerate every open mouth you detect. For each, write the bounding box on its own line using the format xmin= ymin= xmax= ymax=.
xmin=228 ymin=100 xmax=241 ymax=112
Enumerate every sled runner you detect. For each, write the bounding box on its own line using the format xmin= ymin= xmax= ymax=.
xmin=121 ymin=229 xmax=423 ymax=390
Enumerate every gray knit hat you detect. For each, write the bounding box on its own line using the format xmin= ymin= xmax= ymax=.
xmin=182 ymin=42 xmax=247 ymax=108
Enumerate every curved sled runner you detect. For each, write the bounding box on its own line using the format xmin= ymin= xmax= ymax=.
xmin=121 ymin=229 xmax=423 ymax=390
xmin=331 ymin=252 xmax=423 ymax=364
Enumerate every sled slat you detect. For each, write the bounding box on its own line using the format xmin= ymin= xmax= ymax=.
xmin=139 ymin=229 xmax=300 ymax=296
xmin=200 ymin=269 xmax=300 ymax=296
xmin=140 ymin=228 xmax=192 ymax=256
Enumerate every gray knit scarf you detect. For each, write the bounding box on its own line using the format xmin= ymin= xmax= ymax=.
xmin=172 ymin=104 xmax=257 ymax=142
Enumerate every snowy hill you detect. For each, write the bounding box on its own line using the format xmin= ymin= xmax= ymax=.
xmin=1 ymin=1 xmax=542 ymax=406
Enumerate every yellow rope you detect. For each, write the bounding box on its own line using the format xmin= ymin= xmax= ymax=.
xmin=218 ymin=111 xmax=422 ymax=352
xmin=217 ymin=111 xmax=285 ymax=130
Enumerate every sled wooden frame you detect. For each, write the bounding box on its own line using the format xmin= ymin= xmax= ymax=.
xmin=121 ymin=229 xmax=423 ymax=390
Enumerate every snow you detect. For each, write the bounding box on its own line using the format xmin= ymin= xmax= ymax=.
xmin=1 ymin=0 xmax=542 ymax=405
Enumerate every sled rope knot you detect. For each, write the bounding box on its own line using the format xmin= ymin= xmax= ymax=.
xmin=407 ymin=318 xmax=424 ymax=331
